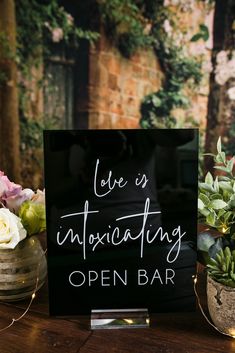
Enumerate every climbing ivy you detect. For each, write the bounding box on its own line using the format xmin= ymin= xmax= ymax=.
xmin=99 ymin=0 xmax=203 ymax=128
xmin=15 ymin=0 xmax=99 ymax=150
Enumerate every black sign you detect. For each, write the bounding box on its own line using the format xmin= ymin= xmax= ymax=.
xmin=44 ymin=129 xmax=198 ymax=316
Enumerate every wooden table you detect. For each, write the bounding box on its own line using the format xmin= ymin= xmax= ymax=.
xmin=0 ymin=273 xmax=234 ymax=353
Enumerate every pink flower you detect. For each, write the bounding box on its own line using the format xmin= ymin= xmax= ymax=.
xmin=0 ymin=171 xmax=21 ymax=199
xmin=4 ymin=188 xmax=34 ymax=214
xmin=0 ymin=170 xmax=34 ymax=213
xmin=52 ymin=27 xmax=64 ymax=43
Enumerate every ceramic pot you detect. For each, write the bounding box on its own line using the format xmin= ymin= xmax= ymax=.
xmin=207 ymin=275 xmax=235 ymax=337
xmin=0 ymin=236 xmax=47 ymax=301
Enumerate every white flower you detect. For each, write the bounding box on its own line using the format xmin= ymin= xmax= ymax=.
xmin=0 ymin=208 xmax=27 ymax=249
xmin=228 ymin=59 xmax=235 ymax=78
xmin=227 ymin=86 xmax=235 ymax=100
xmin=202 ymin=60 xmax=213 ymax=74
xmin=164 ymin=0 xmax=171 ymax=6
xmin=163 ymin=19 xmax=173 ymax=35
xmin=173 ymin=32 xmax=183 ymax=46
xmin=31 ymin=189 xmax=45 ymax=205
xmin=215 ymin=68 xmax=230 ymax=85
xmin=171 ymin=0 xmax=180 ymax=5
xmin=52 ymin=27 xmax=64 ymax=43
xmin=44 ymin=22 xmax=51 ymax=29
xmin=216 ymin=51 xmax=228 ymax=65
xmin=66 ymin=13 xmax=74 ymax=26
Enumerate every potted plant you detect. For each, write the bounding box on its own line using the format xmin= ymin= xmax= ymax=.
xmin=198 ymin=137 xmax=235 ymax=337
xmin=0 ymin=171 xmax=47 ymax=301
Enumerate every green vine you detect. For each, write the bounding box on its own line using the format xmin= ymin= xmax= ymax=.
xmin=98 ymin=0 xmax=154 ymax=58
xmin=140 ymin=35 xmax=202 ymax=128
xmin=99 ymin=0 xmax=203 ymax=128
xmin=15 ymin=0 xmax=99 ymax=115
xmin=14 ymin=0 xmax=99 ymax=186
xmin=16 ymin=0 xmax=99 ymax=63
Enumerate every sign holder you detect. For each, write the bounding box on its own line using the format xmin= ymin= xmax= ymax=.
xmin=90 ymin=308 xmax=150 ymax=330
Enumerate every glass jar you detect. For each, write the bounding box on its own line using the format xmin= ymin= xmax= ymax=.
xmin=0 ymin=236 xmax=47 ymax=301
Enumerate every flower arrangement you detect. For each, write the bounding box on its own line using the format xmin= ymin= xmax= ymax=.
xmin=198 ymin=138 xmax=235 ymax=288
xmin=0 ymin=171 xmax=46 ymax=249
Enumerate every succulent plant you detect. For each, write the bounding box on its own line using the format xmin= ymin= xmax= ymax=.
xmin=207 ymin=247 xmax=235 ymax=288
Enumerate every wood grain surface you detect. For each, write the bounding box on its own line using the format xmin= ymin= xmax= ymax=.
xmin=0 ymin=277 xmax=234 ymax=353
xmin=0 ymin=236 xmax=234 ymax=353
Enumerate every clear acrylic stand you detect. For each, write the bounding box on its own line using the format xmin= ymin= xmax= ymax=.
xmin=90 ymin=308 xmax=150 ymax=330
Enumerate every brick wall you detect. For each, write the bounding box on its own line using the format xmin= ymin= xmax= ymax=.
xmin=77 ymin=27 xmax=162 ymax=129
xmin=75 ymin=4 xmax=213 ymax=131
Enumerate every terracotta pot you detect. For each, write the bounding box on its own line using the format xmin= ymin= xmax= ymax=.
xmin=207 ymin=275 xmax=235 ymax=337
xmin=0 ymin=236 xmax=47 ymax=301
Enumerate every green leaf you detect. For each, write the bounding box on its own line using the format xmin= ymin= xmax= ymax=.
xmin=190 ymin=33 xmax=202 ymax=42
xmin=214 ymin=177 xmax=219 ymax=193
xmin=219 ymin=181 xmax=233 ymax=192
xmin=197 ymin=232 xmax=215 ymax=252
xmin=152 ymin=95 xmax=161 ymax=107
xmin=217 ymin=209 xmax=226 ymax=218
xmin=227 ymin=157 xmax=235 ymax=173
xmin=217 ymin=137 xmax=222 ymax=153
xmin=215 ymin=154 xmax=224 ymax=164
xmin=214 ymin=165 xmax=229 ymax=173
xmin=210 ymin=193 xmax=223 ymax=200
xmin=210 ymin=199 xmax=227 ymax=210
xmin=198 ymin=198 xmax=204 ymax=210
xmin=204 ymin=153 xmax=215 ymax=157
xmin=191 ymin=24 xmax=209 ymax=42
xmin=228 ymin=194 xmax=235 ymax=208
xmin=224 ymin=246 xmax=231 ymax=258
xmin=205 ymin=172 xmax=213 ymax=185
xmin=199 ymin=182 xmax=214 ymax=193
xmin=224 ymin=211 xmax=233 ymax=222
xmin=199 ymin=24 xmax=209 ymax=41
xmin=199 ymin=193 xmax=210 ymax=205
xmin=206 ymin=211 xmax=216 ymax=226
xmin=199 ymin=208 xmax=210 ymax=217
xmin=208 ymin=238 xmax=223 ymax=259
xmin=219 ymin=176 xmax=231 ymax=181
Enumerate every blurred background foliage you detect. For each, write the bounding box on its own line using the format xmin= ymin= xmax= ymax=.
xmin=0 ymin=0 xmax=234 ymax=188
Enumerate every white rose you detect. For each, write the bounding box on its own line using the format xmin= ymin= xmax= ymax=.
xmin=0 ymin=208 xmax=27 ymax=249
